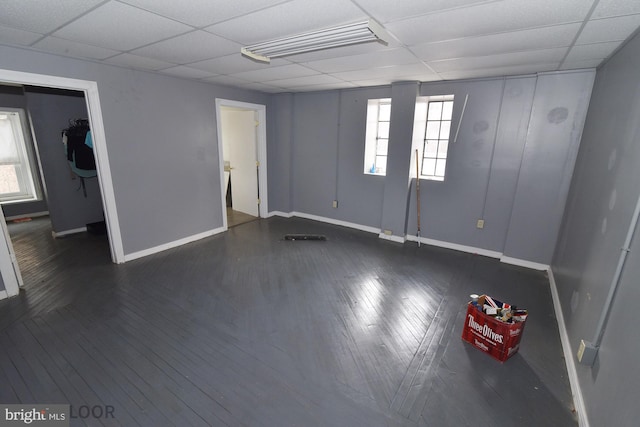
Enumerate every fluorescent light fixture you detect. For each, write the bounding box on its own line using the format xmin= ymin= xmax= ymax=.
xmin=241 ymin=19 xmax=389 ymax=63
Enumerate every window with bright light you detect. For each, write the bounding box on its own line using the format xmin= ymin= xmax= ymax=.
xmin=414 ymin=95 xmax=454 ymax=181
xmin=0 ymin=109 xmax=39 ymax=204
xmin=363 ymin=98 xmax=391 ymax=176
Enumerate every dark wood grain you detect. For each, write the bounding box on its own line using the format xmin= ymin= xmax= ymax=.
xmin=0 ymin=216 xmax=577 ymax=426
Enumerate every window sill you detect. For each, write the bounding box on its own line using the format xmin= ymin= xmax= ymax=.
xmin=364 ymin=172 xmax=386 ymax=177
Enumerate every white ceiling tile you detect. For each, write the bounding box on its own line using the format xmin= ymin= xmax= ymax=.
xmin=411 ymin=24 xmax=581 ymax=61
xmin=438 ymin=63 xmax=559 ymax=80
xmin=205 ymin=0 xmax=366 ymax=45
xmin=119 ymin=0 xmax=289 ymax=27
xmin=286 ymin=81 xmax=359 ymax=92
xmin=159 ymin=66 xmax=216 ymax=79
xmin=202 ymin=75 xmax=253 ymax=86
xmin=103 ymin=53 xmax=176 ymax=71
xmin=189 ymin=54 xmax=291 ymax=74
xmin=131 ymin=31 xmax=241 ymax=64
xmin=303 ymin=48 xmax=418 ymax=74
xmin=202 ymin=76 xmax=282 ymax=93
xmin=577 ymin=15 xmax=640 ymax=45
xmin=0 ymin=24 xmax=43 ymax=46
xmin=559 ymin=59 xmax=603 ymax=70
xmin=386 ymin=0 xmax=592 ymax=45
xmin=591 ymin=0 xmax=640 ymax=19
xmin=53 ymin=2 xmax=191 ymax=51
xmin=231 ymin=82 xmax=285 ymax=93
xmin=33 ymin=37 xmax=120 ymax=60
xmin=284 ymin=39 xmax=399 ymax=63
xmin=563 ymin=41 xmax=622 ymax=62
xmin=266 ymin=74 xmax=345 ymax=87
xmin=232 ymin=64 xmax=319 ymax=82
xmin=355 ymin=0 xmax=499 ymax=23
xmin=427 ymin=48 xmax=567 ymax=73
xmin=332 ymin=63 xmax=437 ymax=81
xmin=0 ymin=0 xmax=104 ymax=33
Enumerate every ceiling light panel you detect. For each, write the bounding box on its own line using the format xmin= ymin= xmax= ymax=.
xmin=241 ymin=19 xmax=389 ymax=62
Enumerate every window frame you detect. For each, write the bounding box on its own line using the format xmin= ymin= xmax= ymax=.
xmin=0 ymin=108 xmax=41 ymax=204
xmin=363 ymin=98 xmax=391 ymax=176
xmin=413 ymin=95 xmax=455 ymax=182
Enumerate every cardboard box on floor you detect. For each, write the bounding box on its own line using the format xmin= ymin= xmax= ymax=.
xmin=461 ymin=294 xmax=527 ymax=362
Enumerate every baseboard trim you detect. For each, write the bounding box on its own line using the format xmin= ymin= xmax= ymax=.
xmin=0 ymin=290 xmax=7 ymax=301
xmin=124 ymin=226 xmax=226 ymax=262
xmin=378 ymin=233 xmax=406 ymax=243
xmin=500 ymin=256 xmax=549 ymax=271
xmin=5 ymin=211 xmax=49 ymax=221
xmin=268 ymin=211 xmax=293 ymax=218
xmin=290 ymin=211 xmax=381 ymax=235
xmin=547 ymin=268 xmax=590 ymax=427
xmin=406 ymin=234 xmax=503 ymax=259
xmin=52 ymin=227 xmax=87 ymax=238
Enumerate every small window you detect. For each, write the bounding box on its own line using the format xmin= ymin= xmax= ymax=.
xmin=414 ymin=95 xmax=454 ymax=181
xmin=0 ymin=109 xmax=39 ymax=204
xmin=363 ymin=98 xmax=391 ymax=175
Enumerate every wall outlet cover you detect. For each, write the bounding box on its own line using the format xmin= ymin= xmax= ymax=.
xmin=477 ymin=219 xmax=485 ymax=229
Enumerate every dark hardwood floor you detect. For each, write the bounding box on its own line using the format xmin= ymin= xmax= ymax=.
xmin=0 ymin=216 xmax=577 ymax=426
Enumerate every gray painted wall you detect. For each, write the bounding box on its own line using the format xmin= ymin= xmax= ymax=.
xmin=275 ymin=70 xmax=594 ymax=264
xmin=0 ymin=45 xmax=268 ymax=255
xmin=24 ymin=88 xmax=104 ymax=233
xmin=0 ymin=85 xmax=48 ymax=218
xmin=552 ymin=31 xmax=640 ymax=426
xmin=267 ymin=94 xmax=293 ymax=213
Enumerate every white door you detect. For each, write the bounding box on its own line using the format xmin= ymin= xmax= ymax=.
xmin=0 ymin=207 xmax=23 ymax=297
xmin=222 ymin=108 xmax=259 ymax=217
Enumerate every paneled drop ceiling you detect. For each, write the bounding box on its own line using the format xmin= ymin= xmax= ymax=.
xmin=1 ymin=0 xmax=639 ymax=92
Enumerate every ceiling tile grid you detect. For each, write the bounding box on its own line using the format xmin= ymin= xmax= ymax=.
xmin=0 ymin=0 xmax=638 ymax=92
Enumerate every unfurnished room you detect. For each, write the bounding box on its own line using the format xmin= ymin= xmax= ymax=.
xmin=0 ymin=1 xmax=639 ymax=426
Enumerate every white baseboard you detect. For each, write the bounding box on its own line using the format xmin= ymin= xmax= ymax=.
xmin=52 ymin=227 xmax=87 ymax=238
xmin=124 ymin=226 xmax=226 ymax=262
xmin=268 ymin=211 xmax=293 ymax=218
xmin=547 ymin=268 xmax=590 ymax=427
xmin=500 ymin=256 xmax=549 ymax=271
xmin=290 ymin=211 xmax=381 ymax=235
xmin=4 ymin=211 xmax=49 ymax=221
xmin=378 ymin=232 xmax=406 ymax=243
xmin=406 ymin=234 xmax=503 ymax=259
xmin=0 ymin=290 xmax=7 ymax=301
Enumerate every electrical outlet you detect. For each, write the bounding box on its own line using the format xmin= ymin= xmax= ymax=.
xmin=476 ymin=219 xmax=485 ymax=229
xmin=383 ymin=230 xmax=393 ymax=235
xmin=332 ymin=200 xmax=338 ymax=208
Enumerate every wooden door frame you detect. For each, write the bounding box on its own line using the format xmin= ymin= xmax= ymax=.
xmin=0 ymin=68 xmax=125 ymax=299
xmin=215 ymin=99 xmax=268 ymax=230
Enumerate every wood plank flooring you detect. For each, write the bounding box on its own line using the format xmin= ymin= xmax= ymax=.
xmin=0 ymin=216 xmax=577 ymax=426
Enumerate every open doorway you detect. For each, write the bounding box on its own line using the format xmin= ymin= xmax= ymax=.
xmin=0 ymin=69 xmax=124 ymax=301
xmin=1 ymin=84 xmax=110 ymax=293
xmin=215 ymin=99 xmax=268 ymax=229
